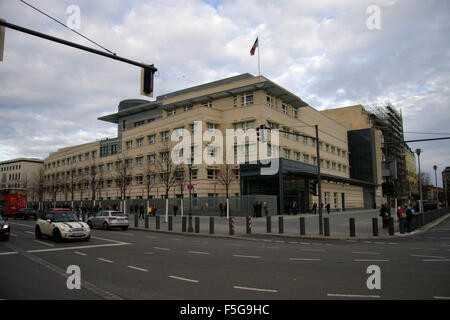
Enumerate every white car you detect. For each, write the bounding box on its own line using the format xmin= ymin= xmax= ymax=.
xmin=35 ymin=209 xmax=90 ymax=242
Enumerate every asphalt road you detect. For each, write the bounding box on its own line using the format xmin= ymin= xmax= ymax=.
xmin=1 ymin=216 xmax=449 ymax=300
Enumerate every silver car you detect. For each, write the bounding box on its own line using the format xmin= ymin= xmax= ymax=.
xmin=87 ymin=210 xmax=129 ymax=230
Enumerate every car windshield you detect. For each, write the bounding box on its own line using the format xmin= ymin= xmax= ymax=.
xmin=54 ymin=212 xmax=79 ymax=222
xmin=111 ymin=212 xmax=126 ymax=217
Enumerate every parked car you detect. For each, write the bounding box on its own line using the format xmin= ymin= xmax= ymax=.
xmin=35 ymin=209 xmax=90 ymax=242
xmin=87 ymin=210 xmax=129 ymax=230
xmin=0 ymin=215 xmax=10 ymax=240
xmin=14 ymin=208 xmax=37 ymax=220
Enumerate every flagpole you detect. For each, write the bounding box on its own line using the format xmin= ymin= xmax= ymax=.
xmin=257 ymin=35 xmax=261 ymax=75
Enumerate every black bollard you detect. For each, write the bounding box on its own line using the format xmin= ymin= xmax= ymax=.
xmin=182 ymin=216 xmax=187 ymax=232
xmin=188 ymin=216 xmax=193 ymax=232
xmin=266 ymin=216 xmax=271 ymax=233
xmin=209 ymin=217 xmax=214 ymax=234
xmin=349 ymin=218 xmax=356 ymax=237
xmin=145 ymin=214 xmax=149 ymax=229
xmin=168 ymin=216 xmax=173 ymax=231
xmin=229 ymin=217 xmax=234 ymax=235
xmin=300 ymin=217 xmax=306 ymax=235
xmin=399 ymin=217 xmax=405 ymax=234
xmin=279 ymin=216 xmax=284 ymax=234
xmin=389 ymin=218 xmax=394 ymax=236
xmin=195 ymin=217 xmax=200 ymax=233
xmin=324 ymin=217 xmax=330 ymax=236
xmin=156 ymin=215 xmax=160 ymax=230
xmin=135 ymin=213 xmax=138 ymax=228
xmin=372 ymin=218 xmax=378 ymax=236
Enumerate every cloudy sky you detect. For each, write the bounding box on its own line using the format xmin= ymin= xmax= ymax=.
xmin=0 ymin=0 xmax=449 ymax=186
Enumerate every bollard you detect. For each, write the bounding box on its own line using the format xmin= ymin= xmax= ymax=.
xmin=195 ymin=217 xmax=200 ymax=233
xmin=399 ymin=217 xmax=405 ymax=234
xmin=145 ymin=214 xmax=149 ymax=229
xmin=229 ymin=217 xmax=234 ymax=235
xmin=82 ymin=212 xmax=85 ymax=222
xmin=349 ymin=218 xmax=356 ymax=237
xmin=372 ymin=218 xmax=378 ymax=236
xmin=246 ymin=216 xmax=252 ymax=234
xmin=156 ymin=215 xmax=160 ymax=230
xmin=388 ymin=218 xmax=394 ymax=236
xmin=135 ymin=213 xmax=138 ymax=228
xmin=266 ymin=216 xmax=271 ymax=233
xmin=168 ymin=216 xmax=173 ymax=231
xmin=209 ymin=217 xmax=214 ymax=234
xmin=324 ymin=217 xmax=330 ymax=237
xmin=300 ymin=217 xmax=306 ymax=235
xmin=182 ymin=216 xmax=187 ymax=232
xmin=188 ymin=216 xmax=193 ymax=232
xmin=279 ymin=216 xmax=284 ymax=234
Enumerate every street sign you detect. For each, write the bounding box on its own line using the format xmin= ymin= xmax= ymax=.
xmin=187 ymin=184 xmax=194 ymax=191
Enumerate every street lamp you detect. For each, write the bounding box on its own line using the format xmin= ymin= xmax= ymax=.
xmin=416 ymin=149 xmax=424 ymax=225
xmin=433 ymin=165 xmax=438 ymax=187
xmin=91 ymin=166 xmax=96 ymax=212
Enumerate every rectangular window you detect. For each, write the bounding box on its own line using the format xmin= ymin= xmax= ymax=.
xmin=282 ymin=103 xmax=287 ymax=114
xmin=174 ymin=127 xmax=184 ymax=139
xmin=266 ymin=95 xmax=273 ymax=107
xmin=241 ymin=93 xmax=254 ymax=106
xmin=294 ymin=152 xmax=300 ymax=161
xmin=147 ymin=154 xmax=155 ymax=164
xmin=161 ymin=131 xmax=169 ymax=142
xmin=167 ymin=108 xmax=176 ymax=116
xmin=202 ymin=101 xmax=212 ymax=108
xmin=233 ymin=96 xmax=238 ymax=107
xmin=184 ymin=105 xmax=193 ymax=112
xmin=206 ymin=123 xmax=219 ymax=132
xmin=284 ymin=149 xmax=291 ymax=159
xmin=125 ymin=159 xmax=132 ymax=168
xmin=136 ymin=138 xmax=144 ymax=147
xmin=191 ymin=168 xmax=198 ymax=180
xmin=242 ymin=120 xmax=255 ymax=131
xmin=293 ymin=107 xmax=298 ymax=118
xmin=303 ymin=154 xmax=309 ymax=163
xmin=111 ymin=144 xmax=117 ymax=155
xmin=126 ymin=140 xmax=133 ymax=150
xmin=136 ymin=156 xmax=143 ymax=166
xmin=148 ymin=134 xmax=156 ymax=144
xmin=136 ymin=175 xmax=143 ymax=185
xmin=207 ymin=169 xmax=218 ymax=180
xmin=134 ymin=120 xmax=145 ymax=127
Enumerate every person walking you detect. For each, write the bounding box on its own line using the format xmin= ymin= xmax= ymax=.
xmin=263 ymin=202 xmax=269 ymax=216
xmin=253 ymin=201 xmax=258 ymax=218
xmin=312 ymin=202 xmax=317 ymax=214
xmin=139 ymin=204 xmax=144 ymax=219
xmin=219 ymin=202 xmax=224 ymax=217
xmin=326 ymin=203 xmax=330 ymax=214
xmin=379 ymin=204 xmax=389 ymax=228
xmin=173 ymin=203 xmax=178 ymax=217
xmin=406 ymin=204 xmax=414 ymax=233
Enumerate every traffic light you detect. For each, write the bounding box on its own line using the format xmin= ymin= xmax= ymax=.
xmin=310 ymin=180 xmax=317 ymax=196
xmin=382 ymin=181 xmax=394 ymax=197
xmin=140 ymin=65 xmax=155 ymax=97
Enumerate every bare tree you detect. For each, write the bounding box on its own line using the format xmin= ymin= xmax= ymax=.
xmin=155 ymin=146 xmax=180 ymax=199
xmin=114 ymin=151 xmax=133 ymax=201
xmin=143 ymin=158 xmax=156 ymax=200
xmin=217 ymin=164 xmax=238 ymax=199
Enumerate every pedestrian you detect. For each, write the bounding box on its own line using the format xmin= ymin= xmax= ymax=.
xmin=253 ymin=201 xmax=258 ymax=218
xmin=173 ymin=203 xmax=178 ymax=217
xmin=148 ymin=204 xmax=152 ymax=216
xmin=406 ymin=204 xmax=414 ymax=233
xmin=219 ymin=202 xmax=224 ymax=217
xmin=135 ymin=204 xmax=139 ymax=214
xmin=326 ymin=203 xmax=330 ymax=214
xmin=292 ymin=201 xmax=298 ymax=215
xmin=152 ymin=204 xmax=157 ymax=216
xmin=263 ymin=202 xmax=269 ymax=216
xmin=312 ymin=202 xmax=317 ymax=214
xmin=379 ymin=204 xmax=389 ymax=228
xmin=139 ymin=204 xmax=144 ymax=219
xmin=224 ymin=202 xmax=227 ymax=216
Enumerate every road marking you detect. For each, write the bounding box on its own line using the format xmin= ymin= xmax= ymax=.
xmin=169 ymin=238 xmax=180 ymax=241
xmin=289 ymin=258 xmax=321 ymax=261
xmin=351 ymin=252 xmax=381 ymax=255
xmin=440 ymin=244 xmax=450 ymax=247
xmin=261 ymin=246 xmax=280 ymax=249
xmin=434 ymin=296 xmax=450 ymax=300
xmin=301 ymin=249 xmax=325 ymax=252
xmin=9 ymin=233 xmax=18 ymax=237
xmin=262 ymin=240 xmax=272 ymax=243
xmin=422 ymin=259 xmax=450 ymax=262
xmin=327 ymin=293 xmax=380 ymax=298
xmin=33 ymin=240 xmax=55 ymax=247
xmin=288 ymin=241 xmax=298 ymax=244
xmin=233 ymin=286 xmax=277 ymax=293
xmin=233 ymin=255 xmax=261 ymax=259
xmin=188 ymin=251 xmax=210 ymax=255
xmin=300 ymin=242 xmax=310 ymax=245
xmin=145 ymin=236 xmax=157 ymax=239
xmin=25 ymin=231 xmax=34 ymax=235
xmin=27 ymin=242 xmax=131 ymax=254
xmin=74 ymin=251 xmax=87 ymax=256
xmin=97 ymin=258 xmax=113 ymax=263
xmin=144 ymin=252 xmax=155 ymax=255
xmin=8 ymin=222 xmax=33 ymax=228
xmin=411 ymin=254 xmax=447 ymax=259
xmin=354 ymin=259 xmax=389 ymax=262
xmin=169 ymin=275 xmax=199 ymax=283
xmin=275 ymin=240 xmax=285 ymax=243
xmin=153 ymin=247 xmax=170 ymax=251
xmin=0 ymin=251 xmax=18 ymax=256
xmin=128 ymin=266 xmax=148 ymax=272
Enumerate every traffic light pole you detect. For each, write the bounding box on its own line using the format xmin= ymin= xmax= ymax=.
xmin=315 ymin=125 xmax=323 ymax=235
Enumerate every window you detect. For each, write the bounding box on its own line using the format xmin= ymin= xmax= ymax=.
xmin=342 ymin=150 xmax=347 ymax=158
xmin=207 ymin=168 xmax=218 ymax=180
xmin=326 ymin=160 xmax=330 ymax=169
xmin=191 ymin=168 xmax=198 ymax=180
xmin=331 ymin=146 xmax=336 ymax=154
xmin=111 ymin=144 xmax=117 ymax=155
xmin=160 ymin=151 xmax=169 ymax=161
xmin=233 ymin=96 xmax=238 ymax=107
xmin=206 ymin=123 xmax=219 ymax=132
xmin=136 ymin=138 xmax=144 ymax=147
xmin=100 ymin=146 xmax=108 ymax=157
xmin=136 ymin=175 xmax=143 ymax=185
xmin=282 ymin=103 xmax=288 ymax=114
xmin=136 ymin=156 xmax=143 ymax=166
xmin=125 ymin=159 xmax=132 ymax=168
xmin=161 ymin=131 xmax=169 ymax=142
xmin=147 ymin=174 xmax=156 ymax=184
xmin=126 ymin=140 xmax=133 ymax=150
xmin=184 ymin=105 xmax=193 ymax=112
xmin=167 ymin=108 xmax=176 ymax=116
xmin=134 ymin=120 xmax=145 ymax=127
xmin=242 ymin=120 xmax=255 ymax=131
xmin=332 ymin=162 xmax=336 ymax=170
xmin=241 ymin=93 xmax=254 ymax=106
xmin=148 ymin=134 xmax=156 ymax=144
xmin=266 ymin=95 xmax=273 ymax=107
xmin=122 ymin=120 xmax=127 ymax=131
xmin=202 ymin=101 xmax=212 ymax=108
xmin=99 ymin=164 xmax=105 ymax=172
xmin=312 ymin=156 xmax=317 ymax=166
xmin=294 ymin=152 xmax=300 ymax=161
xmin=284 ymin=149 xmax=291 ymax=159
xmin=303 ymin=136 xmax=308 ymax=145
xmin=303 ymin=154 xmax=309 ymax=163
xmin=343 ymin=165 xmax=347 ymax=173
xmin=147 ymin=154 xmax=155 ymax=164
xmin=191 ymin=122 xmax=199 ymax=134
xmin=337 ymin=149 xmax=341 ymax=156
xmin=174 ymin=127 xmax=184 ymax=139
xmin=78 ymin=155 xmax=83 ymax=162
xmin=293 ymin=131 xmax=299 ymax=141
xmin=293 ymin=107 xmax=298 ymax=118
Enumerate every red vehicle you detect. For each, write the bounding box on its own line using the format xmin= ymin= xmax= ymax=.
xmin=0 ymin=189 xmax=27 ymax=217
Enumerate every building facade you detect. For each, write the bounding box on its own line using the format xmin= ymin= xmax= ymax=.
xmin=0 ymin=158 xmax=44 ymax=199
xmin=43 ymin=74 xmax=376 ymax=213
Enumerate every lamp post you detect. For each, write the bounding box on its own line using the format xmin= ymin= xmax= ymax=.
xmin=416 ymin=149 xmax=424 ymax=225
xmin=433 ymin=165 xmax=438 ymax=187
xmin=188 ymin=162 xmax=192 ymax=217
xmin=91 ymin=166 xmax=96 ymax=212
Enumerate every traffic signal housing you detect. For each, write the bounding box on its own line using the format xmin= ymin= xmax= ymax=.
xmin=140 ymin=65 xmax=156 ymax=97
xmin=310 ymin=180 xmax=317 ymax=196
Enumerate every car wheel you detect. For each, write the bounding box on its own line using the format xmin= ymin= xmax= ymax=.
xmin=103 ymin=222 xmax=109 ymax=230
xmin=84 ymin=236 xmax=90 ymax=241
xmin=53 ymin=228 xmax=62 ymax=242
xmin=35 ymin=226 xmax=43 ymax=239
xmin=87 ymin=221 xmax=93 ymax=229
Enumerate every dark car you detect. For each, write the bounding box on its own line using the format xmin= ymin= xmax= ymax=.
xmin=0 ymin=215 xmax=10 ymax=240
xmin=14 ymin=208 xmax=38 ymax=220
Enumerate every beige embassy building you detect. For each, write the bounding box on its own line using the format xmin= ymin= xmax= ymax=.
xmin=0 ymin=158 xmax=44 ymax=197
xmin=43 ymin=74 xmax=379 ymax=213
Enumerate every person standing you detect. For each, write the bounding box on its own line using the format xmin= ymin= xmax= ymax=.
xmin=139 ymin=204 xmax=144 ymax=219
xmin=173 ymin=203 xmax=178 ymax=217
xmin=263 ymin=202 xmax=269 ymax=216
xmin=219 ymin=202 xmax=224 ymax=217
xmin=312 ymin=202 xmax=317 ymax=214
xmin=326 ymin=203 xmax=330 ymax=214
xmin=406 ymin=204 xmax=414 ymax=233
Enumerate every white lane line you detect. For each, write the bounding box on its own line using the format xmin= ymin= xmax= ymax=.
xmin=289 ymin=258 xmax=321 ymax=261
xmin=351 ymin=252 xmax=381 ymax=255
xmin=422 ymin=259 xmax=450 ymax=262
xmin=188 ymin=251 xmax=210 ymax=255
xmin=233 ymin=255 xmax=261 ymax=259
xmin=169 ymin=275 xmax=199 ymax=283
xmin=27 ymin=242 xmax=131 ymax=254
xmin=301 ymin=249 xmax=326 ymax=252
xmin=33 ymin=240 xmax=55 ymax=247
xmin=169 ymin=238 xmax=180 ymax=241
xmin=261 ymin=246 xmax=280 ymax=249
xmin=97 ymin=258 xmax=113 ymax=263
xmin=0 ymin=251 xmax=18 ymax=256
xmin=144 ymin=252 xmax=155 ymax=255
xmin=153 ymin=247 xmax=170 ymax=251
xmin=7 ymin=222 xmax=33 ymax=228
xmin=262 ymin=240 xmax=272 ymax=243
xmin=145 ymin=236 xmax=157 ymax=239
xmin=25 ymin=231 xmax=34 ymax=235
xmin=411 ymin=254 xmax=447 ymax=259
xmin=233 ymin=286 xmax=277 ymax=293
xmin=9 ymin=233 xmax=18 ymax=237
xmin=275 ymin=241 xmax=285 ymax=243
xmin=74 ymin=251 xmax=87 ymax=256
xmin=300 ymin=242 xmax=310 ymax=245
xmin=128 ymin=266 xmax=148 ymax=272
xmin=354 ymin=259 xmax=389 ymax=262
xmin=434 ymin=296 xmax=450 ymax=300
xmin=288 ymin=241 xmax=298 ymax=244
xmin=327 ymin=293 xmax=380 ymax=298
